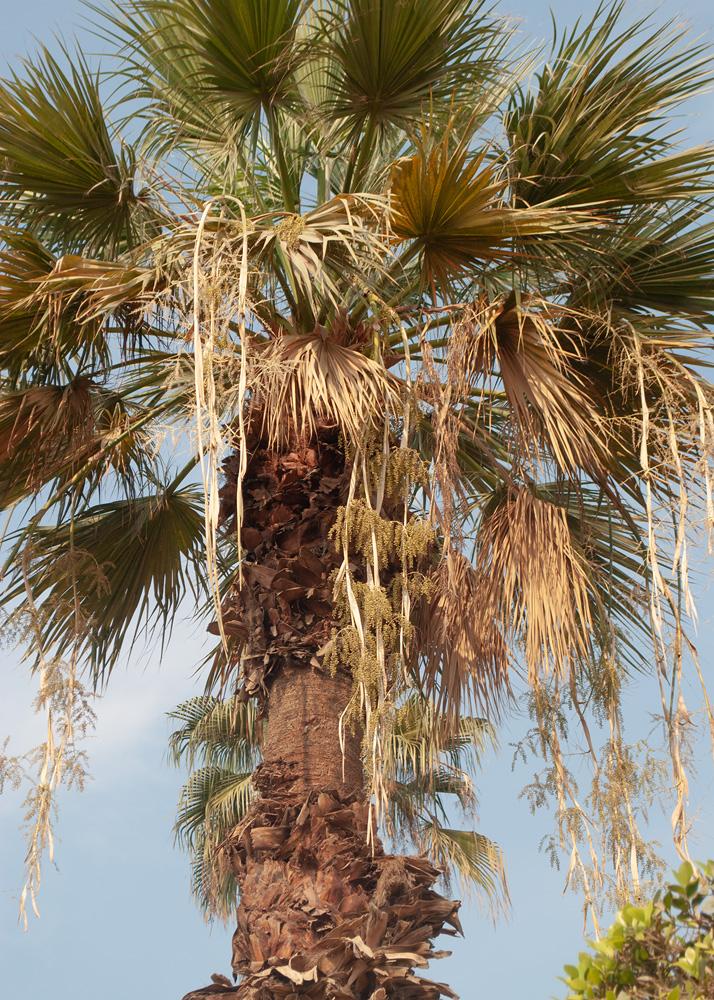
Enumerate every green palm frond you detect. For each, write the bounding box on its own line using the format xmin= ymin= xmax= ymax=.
xmin=389 ymin=129 xmax=599 ymax=289
xmin=384 ymin=693 xmax=493 ymax=807
xmin=175 ymin=764 xmax=254 ymax=921
xmin=169 ymin=696 xmax=258 ymax=920
xmin=102 ymin=0 xmax=308 ymax=208
xmin=168 ymin=696 xmax=260 ymax=772
xmin=573 ymin=208 xmax=714 ymax=322
xmin=3 ymin=480 xmax=206 ymax=684
xmin=323 ymin=0 xmax=509 ymax=189
xmin=417 ymin=823 xmax=507 ymax=906
xmin=506 ymin=3 xmax=713 ymax=211
xmin=159 ymin=0 xmax=305 ymax=120
xmin=0 ymin=45 xmax=160 ymax=254
xmin=383 ymin=692 xmax=508 ymax=906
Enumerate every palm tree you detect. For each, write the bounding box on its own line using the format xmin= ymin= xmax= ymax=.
xmin=1 ymin=0 xmax=713 ymax=997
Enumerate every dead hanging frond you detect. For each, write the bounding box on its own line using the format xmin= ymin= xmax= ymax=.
xmin=476 ymin=485 xmax=596 ymax=683
xmin=187 ymin=197 xmax=395 ymax=654
xmin=191 ymin=198 xmax=252 ymax=661
xmin=470 ymin=295 xmax=609 ymax=477
xmin=0 ymin=380 xmax=97 ymax=497
xmin=416 ymin=550 xmax=512 ymax=728
xmin=615 ymin=331 xmax=714 ymax=863
xmin=0 ymin=379 xmax=148 ymax=507
xmin=414 ymin=317 xmax=478 ymax=550
xmin=252 ymin=330 xmax=400 ymax=447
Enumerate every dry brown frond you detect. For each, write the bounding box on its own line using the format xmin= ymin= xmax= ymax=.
xmin=414 ymin=322 xmax=474 ymax=549
xmin=0 ymin=380 xmax=98 ymax=498
xmin=476 ymin=485 xmax=595 ymax=683
xmin=471 ymin=295 xmax=609 ymax=477
xmin=417 ymin=550 xmax=512 ymax=725
xmin=250 ymin=330 xmax=400 ymax=447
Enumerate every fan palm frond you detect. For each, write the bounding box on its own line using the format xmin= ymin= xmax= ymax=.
xmin=3 ymin=479 xmax=206 ymax=685
xmin=251 ymin=330 xmax=399 ymax=446
xmin=507 ymin=3 xmax=713 ymax=211
xmin=0 ymin=378 xmax=147 ymax=506
xmin=324 ymin=0 xmax=509 ymax=187
xmin=0 ymin=45 xmax=160 ymax=254
xmin=389 ymin=129 xmax=599 ymax=289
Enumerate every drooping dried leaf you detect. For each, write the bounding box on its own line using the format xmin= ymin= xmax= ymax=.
xmin=468 ymin=295 xmax=609 ymax=476
xmin=416 ymin=550 xmax=512 ymax=724
xmin=475 ymin=485 xmax=595 ymax=682
xmin=249 ymin=330 xmax=399 ymax=447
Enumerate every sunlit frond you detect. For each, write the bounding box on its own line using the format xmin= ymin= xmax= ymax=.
xmin=251 ymin=195 xmax=392 ymax=318
xmin=467 ymin=295 xmax=610 ymax=476
xmin=389 ymin=130 xmax=599 ymax=288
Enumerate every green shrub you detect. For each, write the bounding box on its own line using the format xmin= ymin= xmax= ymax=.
xmin=562 ymin=862 xmax=714 ymax=1000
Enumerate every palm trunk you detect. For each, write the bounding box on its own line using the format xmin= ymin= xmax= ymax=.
xmin=185 ymin=420 xmax=461 ymax=1000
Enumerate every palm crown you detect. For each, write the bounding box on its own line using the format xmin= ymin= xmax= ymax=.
xmin=2 ymin=0 xmax=714 ymax=992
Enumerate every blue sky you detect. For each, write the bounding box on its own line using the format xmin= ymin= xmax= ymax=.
xmin=1 ymin=1 xmax=713 ymax=997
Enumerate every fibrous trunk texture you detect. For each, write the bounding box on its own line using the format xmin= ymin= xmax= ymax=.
xmin=184 ymin=420 xmax=461 ymax=1000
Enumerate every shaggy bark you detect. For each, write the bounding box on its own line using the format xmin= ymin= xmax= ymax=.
xmin=184 ymin=421 xmax=461 ymax=1000
xmin=208 ymin=417 xmax=346 ymax=706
